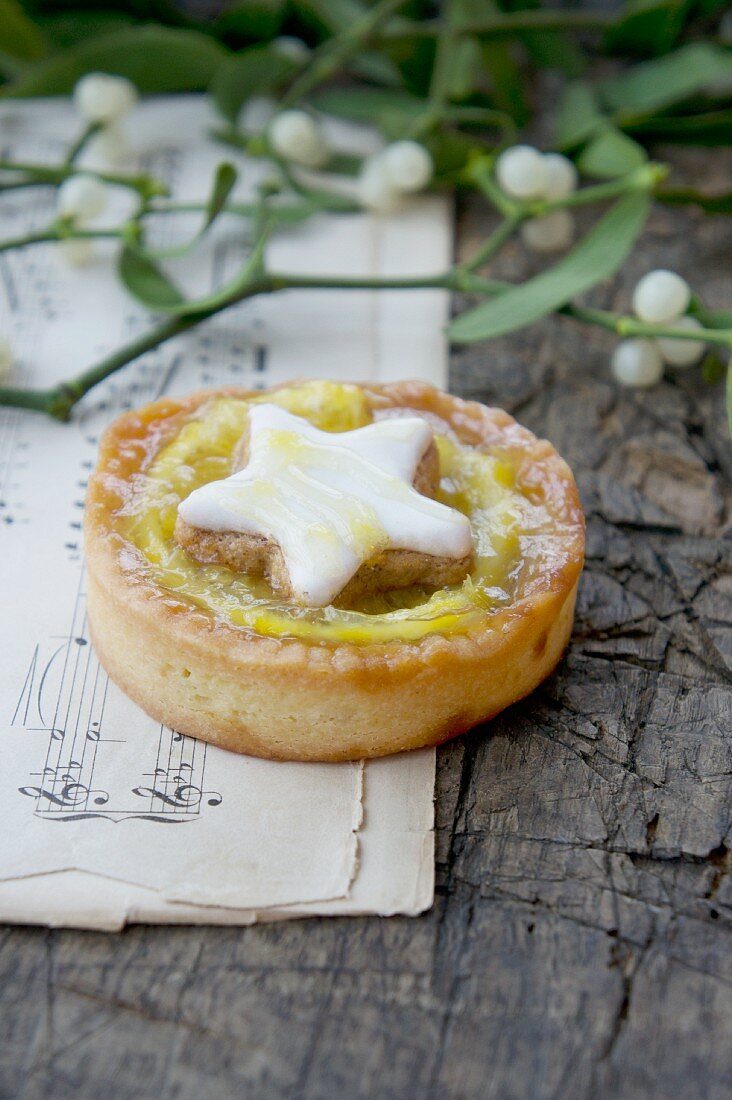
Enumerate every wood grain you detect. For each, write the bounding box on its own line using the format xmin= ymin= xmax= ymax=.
xmin=2 ymin=147 xmax=731 ymax=1100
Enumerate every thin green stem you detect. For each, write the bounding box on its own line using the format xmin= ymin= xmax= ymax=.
xmin=0 ymin=179 xmax=56 ymax=194
xmin=380 ymin=9 xmax=617 ymax=40
xmin=280 ymin=0 xmax=409 ymax=108
xmin=0 ymin=225 xmax=123 ymax=255
xmin=537 ymin=163 xmax=668 ymax=215
xmin=273 ymin=155 xmax=360 ymax=212
xmin=565 ymin=304 xmax=732 ymax=348
xmin=0 ymin=386 xmax=57 ymax=414
xmin=428 ymin=0 xmax=458 ymax=116
xmin=0 ymin=311 xmax=217 ymax=420
xmin=617 ymin=319 xmax=732 ymax=348
xmin=464 ymin=157 xmax=516 ymax=217
xmin=462 ymin=214 xmax=522 ymax=273
xmin=4 ymin=267 xmax=729 ymax=421
xmin=267 ymin=270 xmax=506 ymax=294
xmin=0 ymin=159 xmax=169 ymax=199
xmin=60 ymin=315 xmax=199 ymax=408
xmin=64 ymin=122 xmax=102 ymax=166
xmin=0 ymin=230 xmax=60 ymax=255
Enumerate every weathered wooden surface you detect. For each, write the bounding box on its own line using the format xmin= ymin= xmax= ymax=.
xmin=1 ymin=153 xmax=731 ymax=1100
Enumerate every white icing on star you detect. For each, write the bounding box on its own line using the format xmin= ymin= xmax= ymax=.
xmin=178 ymin=404 xmax=473 ymax=607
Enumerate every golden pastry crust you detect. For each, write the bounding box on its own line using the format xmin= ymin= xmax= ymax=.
xmin=84 ymin=381 xmax=585 ymax=762
xmin=173 ymin=437 xmax=472 ymax=605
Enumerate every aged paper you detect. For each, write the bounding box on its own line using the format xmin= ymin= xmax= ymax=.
xmin=0 ymin=97 xmax=448 ymax=928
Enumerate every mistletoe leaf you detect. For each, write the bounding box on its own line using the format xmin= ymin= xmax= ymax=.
xmin=556 ymin=81 xmax=604 ymax=149
xmin=8 ymin=26 xmax=227 ymax=96
xmin=603 ymin=0 xmax=687 ymax=57
xmin=0 ymin=0 xmax=49 ymax=61
xmin=215 ymin=0 xmax=287 ymax=41
xmin=600 ymin=43 xmax=732 ymax=114
xmin=625 ymin=109 xmax=732 ymax=147
xmin=135 ymin=162 xmax=239 ymax=261
xmin=578 ymin=128 xmax=648 ymax=178
xmin=118 ymin=246 xmax=187 ymax=312
xmin=449 ymin=192 xmax=651 ymax=343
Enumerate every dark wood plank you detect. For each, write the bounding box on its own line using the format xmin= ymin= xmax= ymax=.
xmin=1 ymin=145 xmax=731 ymax=1100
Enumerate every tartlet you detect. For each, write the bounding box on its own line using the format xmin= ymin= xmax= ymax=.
xmin=85 ymin=379 xmax=584 ymax=761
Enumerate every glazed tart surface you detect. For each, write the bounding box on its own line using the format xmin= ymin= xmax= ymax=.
xmin=92 ymin=379 xmax=582 ymax=646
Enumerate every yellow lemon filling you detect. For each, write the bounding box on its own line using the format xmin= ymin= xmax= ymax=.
xmin=122 ymin=381 xmax=527 ymax=644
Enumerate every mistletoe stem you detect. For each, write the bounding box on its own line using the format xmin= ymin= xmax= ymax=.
xmin=382 ymin=10 xmax=617 ymax=40
xmin=280 ymin=0 xmax=409 ymax=108
xmin=0 ymin=159 xmax=169 ymax=199
xmin=4 ymin=263 xmax=728 ymax=421
xmin=64 ymin=122 xmax=102 ymax=166
xmin=0 ymin=314 xmax=200 ymax=420
xmin=462 ymin=214 xmax=523 ymax=273
xmin=0 ymin=225 xmax=126 ymax=254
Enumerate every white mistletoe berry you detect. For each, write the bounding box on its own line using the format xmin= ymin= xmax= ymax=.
xmin=0 ymin=334 xmax=12 ymax=379
xmin=521 ymin=210 xmax=574 ymax=252
xmin=611 ymin=339 xmax=664 ymax=388
xmin=495 ymin=145 xmax=548 ymax=200
xmin=632 ymin=269 xmax=691 ymax=324
xmin=57 ymin=174 xmax=107 ymax=223
xmin=381 ymin=141 xmax=433 ymax=193
xmin=356 ymin=157 xmax=402 ymax=214
xmin=656 ymin=316 xmax=706 ymax=367
xmin=542 ymin=153 xmax=578 ymax=201
xmin=268 ymin=110 xmax=329 ymax=169
xmin=73 ymin=73 xmax=137 ymax=125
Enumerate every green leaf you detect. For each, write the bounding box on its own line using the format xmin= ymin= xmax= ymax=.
xmin=480 ymin=40 xmax=529 ymax=124
xmin=449 ymin=192 xmax=651 ymax=343
xmin=692 ymin=306 xmax=732 ymax=329
xmin=7 ymin=25 xmax=228 ymax=96
xmin=37 ymin=13 xmax=139 ymax=49
xmin=0 ymin=0 xmax=48 ymax=61
xmin=210 ymin=44 xmax=297 ymax=124
xmin=603 ymin=0 xmax=687 ymax=57
xmin=600 ymin=43 xmax=732 ymax=115
xmin=427 ymin=129 xmax=489 ymax=177
xmin=625 ymin=109 xmax=732 ymax=146
xmin=216 ymin=0 xmax=286 ymax=41
xmin=118 ymin=246 xmax=187 ymax=312
xmin=313 ymin=86 xmax=426 ymax=134
xmin=348 ymin=50 xmax=403 ymax=88
xmin=291 ymin=0 xmax=368 ymax=35
xmin=447 ymin=37 xmax=483 ymax=101
xmin=657 ymin=185 xmax=732 ymax=214
xmin=120 ymin=212 xmax=274 ymax=317
xmin=701 ymin=352 xmax=725 ymax=385
xmin=556 ymin=81 xmax=604 ymax=149
xmin=141 ymin=161 xmax=240 ymax=259
xmin=517 ymin=16 xmax=584 ymax=78
xmin=578 ymin=127 xmax=648 ymax=178
xmin=206 ymin=162 xmax=238 ymax=228
xmin=129 ymin=162 xmax=241 ymax=261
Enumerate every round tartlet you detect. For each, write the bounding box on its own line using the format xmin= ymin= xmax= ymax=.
xmin=85 ymin=379 xmax=584 ymax=761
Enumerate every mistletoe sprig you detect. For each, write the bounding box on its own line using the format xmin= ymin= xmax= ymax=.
xmin=0 ymin=0 xmax=730 ymax=427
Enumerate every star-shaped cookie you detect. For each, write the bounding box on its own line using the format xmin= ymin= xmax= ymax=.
xmin=176 ymin=404 xmax=473 ymax=607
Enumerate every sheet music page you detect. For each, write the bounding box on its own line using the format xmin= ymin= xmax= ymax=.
xmin=0 ymin=97 xmax=448 ymax=928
